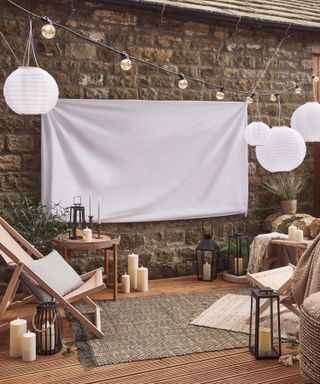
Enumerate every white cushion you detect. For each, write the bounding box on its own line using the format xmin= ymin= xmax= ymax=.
xmin=26 ymin=250 xmax=83 ymax=296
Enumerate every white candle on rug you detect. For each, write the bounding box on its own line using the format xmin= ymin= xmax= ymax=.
xmin=294 ymin=228 xmax=303 ymax=242
xmin=121 ymin=272 xmax=130 ymax=293
xmin=128 ymin=252 xmax=139 ymax=289
xmin=137 ymin=266 xmax=148 ymax=292
xmin=288 ymin=225 xmax=297 ymax=241
xmin=83 ymin=227 xmax=92 ymax=242
xmin=10 ymin=317 xmax=27 ymax=357
xmin=22 ymin=331 xmax=36 ymax=362
xmin=202 ymin=262 xmax=211 ymax=281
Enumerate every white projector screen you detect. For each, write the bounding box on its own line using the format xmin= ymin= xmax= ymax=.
xmin=42 ymin=99 xmax=248 ymax=223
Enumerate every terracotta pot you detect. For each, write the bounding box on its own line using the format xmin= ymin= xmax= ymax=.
xmin=281 ymin=199 xmax=297 ymax=215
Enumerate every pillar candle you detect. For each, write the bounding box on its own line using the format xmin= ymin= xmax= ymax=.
xmin=10 ymin=317 xmax=27 ymax=357
xmin=42 ymin=321 xmax=55 ymax=352
xmin=294 ymin=228 xmax=303 ymax=242
xmin=258 ymin=327 xmax=272 ymax=356
xmin=202 ymin=262 xmax=211 ymax=281
xmin=128 ymin=252 xmax=139 ymax=289
xmin=83 ymin=227 xmax=92 ymax=242
xmin=234 ymin=258 xmax=244 ymax=275
xmin=137 ymin=266 xmax=148 ymax=292
xmin=288 ymin=225 xmax=297 ymax=241
xmin=121 ymin=272 xmax=130 ymax=293
xmin=22 ymin=331 xmax=36 ymax=362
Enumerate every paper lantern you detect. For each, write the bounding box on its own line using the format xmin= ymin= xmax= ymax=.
xmin=3 ymin=66 xmax=59 ymax=115
xmin=256 ymin=126 xmax=306 ymax=172
xmin=291 ymin=102 xmax=320 ymax=142
xmin=244 ymin=122 xmax=270 ymax=146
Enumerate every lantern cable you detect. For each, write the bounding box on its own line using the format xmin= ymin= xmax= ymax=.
xmin=0 ymin=29 xmax=20 ymax=65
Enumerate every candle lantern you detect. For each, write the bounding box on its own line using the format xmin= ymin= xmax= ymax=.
xmin=249 ymin=288 xmax=281 ymax=360
xmin=69 ymin=196 xmax=86 ymax=239
xmin=33 ymin=302 xmax=62 ymax=355
xmin=228 ymin=232 xmax=249 ymax=276
xmin=195 ymin=224 xmax=220 ymax=281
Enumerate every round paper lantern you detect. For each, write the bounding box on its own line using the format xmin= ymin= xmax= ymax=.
xmin=291 ymin=102 xmax=320 ymax=142
xmin=3 ymin=66 xmax=59 ymax=115
xmin=244 ymin=122 xmax=270 ymax=146
xmin=256 ymin=126 xmax=306 ymax=172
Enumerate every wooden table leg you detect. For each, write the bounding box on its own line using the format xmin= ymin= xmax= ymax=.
xmin=104 ymin=249 xmax=108 ymax=284
xmin=113 ymin=244 xmax=118 ymax=301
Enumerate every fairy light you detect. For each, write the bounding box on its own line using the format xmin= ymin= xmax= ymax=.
xmin=120 ymin=52 xmax=132 ymax=71
xmin=246 ymin=94 xmax=254 ymax=104
xmin=270 ymin=93 xmax=278 ymax=102
xmin=216 ymin=87 xmax=225 ymax=100
xmin=313 ymin=75 xmax=319 ymax=83
xmin=41 ymin=17 xmax=56 ymax=39
xmin=178 ymin=73 xmax=188 ymax=89
xmin=294 ymin=85 xmax=302 ymax=95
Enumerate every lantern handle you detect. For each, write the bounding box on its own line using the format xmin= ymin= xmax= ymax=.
xmin=32 ymin=312 xmax=57 ymax=333
xmin=202 ymin=222 xmax=213 ymax=238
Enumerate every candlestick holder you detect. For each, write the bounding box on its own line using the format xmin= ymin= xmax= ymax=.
xmin=96 ymin=223 xmax=102 ymax=239
xmin=88 ymin=215 xmax=94 ymax=229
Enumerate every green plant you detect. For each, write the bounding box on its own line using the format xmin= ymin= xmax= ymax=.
xmin=263 ymin=172 xmax=307 ymax=200
xmin=1 ymin=197 xmax=69 ymax=253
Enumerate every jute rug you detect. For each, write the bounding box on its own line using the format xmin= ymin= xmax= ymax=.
xmin=71 ymin=289 xmax=249 ymax=367
xmin=191 ymin=294 xmax=300 ymax=337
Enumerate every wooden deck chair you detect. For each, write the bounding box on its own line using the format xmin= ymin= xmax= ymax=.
xmin=247 ymin=264 xmax=299 ymax=317
xmin=0 ymin=217 xmax=105 ymax=338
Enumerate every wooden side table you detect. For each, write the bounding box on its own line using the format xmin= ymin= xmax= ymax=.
xmin=270 ymin=238 xmax=313 ymax=268
xmin=53 ymin=233 xmax=121 ymax=300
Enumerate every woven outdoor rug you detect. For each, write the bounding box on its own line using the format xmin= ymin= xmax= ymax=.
xmin=191 ymin=293 xmax=300 ymax=337
xmin=71 ymin=289 xmax=249 ymax=367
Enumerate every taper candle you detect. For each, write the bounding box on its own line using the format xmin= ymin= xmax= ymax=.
xmin=88 ymin=190 xmax=92 ymax=216
xmin=98 ymin=198 xmax=101 ymax=224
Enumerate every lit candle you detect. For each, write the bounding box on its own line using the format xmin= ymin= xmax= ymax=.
xmin=202 ymin=262 xmax=211 ymax=281
xmin=41 ymin=321 xmax=55 ymax=352
xmin=22 ymin=331 xmax=36 ymax=362
xmin=288 ymin=225 xmax=297 ymax=241
xmin=98 ymin=198 xmax=101 ymax=224
xmin=294 ymin=228 xmax=303 ymax=242
xmin=88 ymin=190 xmax=92 ymax=216
xmin=121 ymin=272 xmax=130 ymax=293
xmin=234 ymin=258 xmax=244 ymax=275
xmin=128 ymin=252 xmax=139 ymax=289
xmin=258 ymin=327 xmax=272 ymax=356
xmin=83 ymin=227 xmax=92 ymax=242
xmin=137 ymin=266 xmax=148 ymax=292
xmin=10 ymin=317 xmax=27 ymax=357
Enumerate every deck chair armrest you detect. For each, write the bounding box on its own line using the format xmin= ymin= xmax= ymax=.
xmin=80 ymin=267 xmax=104 ymax=281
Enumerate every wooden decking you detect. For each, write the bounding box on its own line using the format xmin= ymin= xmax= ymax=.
xmin=0 ymin=276 xmax=304 ymax=384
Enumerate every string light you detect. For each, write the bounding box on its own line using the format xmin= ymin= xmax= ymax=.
xmin=41 ymin=17 xmax=56 ymax=39
xmin=216 ymin=87 xmax=225 ymax=100
xmin=178 ymin=73 xmax=188 ymax=89
xmin=313 ymin=75 xmax=319 ymax=83
xmin=295 ymin=85 xmax=302 ymax=95
xmin=246 ymin=94 xmax=254 ymax=104
xmin=270 ymin=93 xmax=278 ymax=102
xmin=120 ymin=52 xmax=132 ymax=71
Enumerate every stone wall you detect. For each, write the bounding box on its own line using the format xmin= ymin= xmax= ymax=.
xmin=0 ymin=0 xmax=317 ymax=283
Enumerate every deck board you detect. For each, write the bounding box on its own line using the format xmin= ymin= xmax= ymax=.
xmin=0 ymin=276 xmax=303 ymax=384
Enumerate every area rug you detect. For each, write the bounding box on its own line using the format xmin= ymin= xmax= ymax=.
xmin=71 ymin=289 xmax=249 ymax=367
xmin=191 ymin=294 xmax=299 ymax=337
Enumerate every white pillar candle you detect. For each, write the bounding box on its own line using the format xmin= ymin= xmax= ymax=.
xmin=202 ymin=262 xmax=211 ymax=281
xmin=41 ymin=321 xmax=55 ymax=352
xmin=137 ymin=266 xmax=148 ymax=292
xmin=88 ymin=190 xmax=92 ymax=216
xmin=10 ymin=317 xmax=27 ymax=357
xmin=294 ymin=228 xmax=303 ymax=242
xmin=288 ymin=225 xmax=297 ymax=241
xmin=128 ymin=252 xmax=139 ymax=289
xmin=234 ymin=258 xmax=244 ymax=275
xmin=258 ymin=327 xmax=272 ymax=356
xmin=22 ymin=331 xmax=36 ymax=362
xmin=83 ymin=227 xmax=92 ymax=242
xmin=121 ymin=272 xmax=130 ymax=293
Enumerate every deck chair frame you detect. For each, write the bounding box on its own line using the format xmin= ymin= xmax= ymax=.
xmin=0 ymin=217 xmax=105 ymax=338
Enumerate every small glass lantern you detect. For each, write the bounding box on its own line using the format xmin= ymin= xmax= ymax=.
xmin=249 ymin=288 xmax=281 ymax=360
xmin=69 ymin=196 xmax=86 ymax=239
xmin=195 ymin=225 xmax=220 ymax=281
xmin=228 ymin=232 xmax=249 ymax=276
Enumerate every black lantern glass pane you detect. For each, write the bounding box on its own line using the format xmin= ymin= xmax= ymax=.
xmin=195 ymin=240 xmax=219 ymax=282
xmin=69 ymin=196 xmax=86 ymax=239
xmin=228 ymin=233 xmax=249 ymax=276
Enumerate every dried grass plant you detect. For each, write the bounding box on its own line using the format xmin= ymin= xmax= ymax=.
xmin=263 ymin=172 xmax=307 ymax=200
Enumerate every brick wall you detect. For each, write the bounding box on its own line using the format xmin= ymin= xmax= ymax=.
xmin=0 ymin=0 xmax=316 ymax=282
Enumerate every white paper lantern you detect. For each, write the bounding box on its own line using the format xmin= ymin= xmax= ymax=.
xmin=3 ymin=66 xmax=59 ymax=115
xmin=256 ymin=126 xmax=306 ymax=172
xmin=244 ymin=122 xmax=270 ymax=146
xmin=291 ymin=102 xmax=320 ymax=142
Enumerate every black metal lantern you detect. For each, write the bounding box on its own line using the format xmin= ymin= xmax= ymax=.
xmin=249 ymin=288 xmax=281 ymax=360
xmin=33 ymin=302 xmax=62 ymax=355
xmin=195 ymin=224 xmax=220 ymax=281
xmin=228 ymin=232 xmax=249 ymax=276
xmin=69 ymin=196 xmax=86 ymax=239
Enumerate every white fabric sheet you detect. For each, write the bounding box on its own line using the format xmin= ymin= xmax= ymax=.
xmin=42 ymin=99 xmax=248 ymax=222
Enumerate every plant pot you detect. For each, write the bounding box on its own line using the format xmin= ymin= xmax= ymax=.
xmin=281 ymin=199 xmax=297 ymax=215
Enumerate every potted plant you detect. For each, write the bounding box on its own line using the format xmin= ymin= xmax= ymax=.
xmin=263 ymin=172 xmax=307 ymax=215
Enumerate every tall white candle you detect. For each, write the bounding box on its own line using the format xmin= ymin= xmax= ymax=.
xmin=10 ymin=317 xmax=27 ymax=357
xmin=83 ymin=227 xmax=92 ymax=242
xmin=41 ymin=321 xmax=55 ymax=352
xmin=137 ymin=266 xmax=148 ymax=292
xmin=88 ymin=190 xmax=92 ymax=216
xmin=22 ymin=331 xmax=36 ymax=362
xmin=234 ymin=258 xmax=244 ymax=275
xmin=288 ymin=225 xmax=297 ymax=241
xmin=121 ymin=272 xmax=130 ymax=293
xmin=202 ymin=262 xmax=211 ymax=281
xmin=98 ymin=198 xmax=101 ymax=224
xmin=128 ymin=253 xmax=139 ymax=289
xmin=294 ymin=228 xmax=303 ymax=242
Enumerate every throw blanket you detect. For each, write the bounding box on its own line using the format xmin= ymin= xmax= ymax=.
xmin=247 ymin=232 xmax=288 ymax=273
xmin=292 ymin=232 xmax=320 ymax=307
